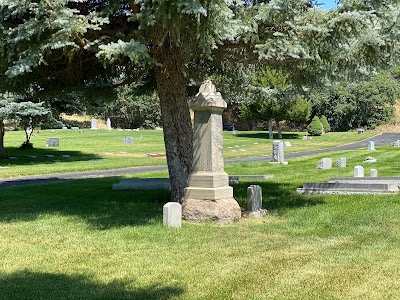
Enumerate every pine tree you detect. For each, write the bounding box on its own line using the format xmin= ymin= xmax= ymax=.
xmin=320 ymin=115 xmax=331 ymax=133
xmin=307 ymin=116 xmax=323 ymax=136
xmin=1 ymin=1 xmax=400 ymax=201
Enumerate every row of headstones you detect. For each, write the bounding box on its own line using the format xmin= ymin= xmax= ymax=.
xmin=317 ymin=158 xmax=346 ymax=169
xmin=45 ymin=136 xmax=139 ymax=148
xmin=354 ymin=166 xmax=378 ymax=177
xmin=163 ymin=185 xmax=266 ymax=228
xmin=9 ymin=154 xmax=71 ymax=160
xmin=90 ymin=118 xmax=112 ymax=130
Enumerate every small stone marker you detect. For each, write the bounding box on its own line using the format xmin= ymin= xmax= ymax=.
xmin=62 ymin=155 xmax=71 ymax=158
xmin=302 ymin=136 xmax=308 ymax=140
xmin=245 ymin=185 xmax=267 ymax=218
xmin=271 ymin=140 xmax=286 ymax=164
xmin=106 ymin=118 xmax=111 ymax=130
xmin=336 ymin=157 xmax=346 ymax=168
xmin=370 ymin=169 xmax=378 ymax=177
xmin=9 ymin=157 xmax=19 ymax=160
xmin=368 ymin=141 xmax=375 ymax=150
xmin=71 ymin=127 xmax=79 ymax=130
xmin=232 ymin=129 xmax=237 ymax=135
xmin=163 ymin=202 xmax=182 ymax=229
xmin=123 ymin=136 xmax=133 ymax=144
xmin=62 ymin=126 xmax=68 ymax=130
xmin=317 ymin=158 xmax=332 ymax=169
xmin=396 ymin=140 xmax=400 ymax=147
xmin=46 ymin=155 xmax=55 ymax=158
xmin=46 ymin=138 xmax=59 ymax=147
xmin=354 ymin=166 xmax=364 ymax=177
xmin=357 ymin=128 xmax=365 ymax=134
xmin=28 ymin=156 xmax=37 ymax=159
xmin=284 ymin=141 xmax=292 ymax=147
xmin=91 ymin=118 xmax=97 ymax=130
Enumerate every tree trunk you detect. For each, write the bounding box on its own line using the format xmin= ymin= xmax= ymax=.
xmin=268 ymin=120 xmax=273 ymax=139
xmin=152 ymin=42 xmax=193 ymax=203
xmin=277 ymin=123 xmax=282 ymax=139
xmin=0 ymin=120 xmax=6 ymax=157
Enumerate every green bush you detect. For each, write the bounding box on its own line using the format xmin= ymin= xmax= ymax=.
xmin=307 ymin=116 xmax=323 ymax=136
xmin=320 ymin=115 xmax=331 ymax=133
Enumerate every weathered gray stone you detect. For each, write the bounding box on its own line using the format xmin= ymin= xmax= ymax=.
xmin=183 ymin=80 xmax=241 ymax=222
xmin=317 ymin=158 xmax=332 ymax=169
xmin=123 ymin=136 xmax=133 ymax=144
xmin=336 ymin=157 xmax=346 ymax=168
xmin=46 ymin=138 xmax=59 ymax=147
xmin=244 ymin=185 xmax=267 ymax=218
xmin=163 ymin=202 xmax=182 ymax=229
xmin=271 ymin=140 xmax=286 ymax=164
xmin=370 ymin=169 xmax=378 ymax=177
xmin=368 ymin=141 xmax=375 ymax=150
xmin=354 ymin=166 xmax=364 ymax=177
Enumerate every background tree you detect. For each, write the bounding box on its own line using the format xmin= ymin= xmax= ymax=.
xmin=307 ymin=116 xmax=323 ymax=136
xmin=320 ymin=115 xmax=331 ymax=133
xmin=2 ymin=1 xmax=400 ymax=201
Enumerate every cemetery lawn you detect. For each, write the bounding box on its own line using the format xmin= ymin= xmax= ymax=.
xmin=1 ymin=145 xmax=400 ymax=299
xmin=0 ymin=129 xmax=376 ymax=178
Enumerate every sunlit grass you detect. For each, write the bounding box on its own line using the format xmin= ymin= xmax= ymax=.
xmin=1 ymin=144 xmax=400 ymax=299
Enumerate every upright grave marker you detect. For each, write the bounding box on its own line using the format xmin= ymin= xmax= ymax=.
xmin=183 ymin=80 xmax=241 ymax=222
xmin=46 ymin=138 xmax=59 ymax=147
xmin=368 ymin=141 xmax=375 ymax=150
xmin=106 ymin=118 xmax=112 ymax=130
xmin=246 ymin=185 xmax=267 ymax=218
xmin=91 ymin=118 xmax=97 ymax=130
xmin=123 ymin=136 xmax=133 ymax=144
xmin=271 ymin=140 xmax=286 ymax=164
xmin=354 ymin=166 xmax=364 ymax=177
xmin=317 ymin=158 xmax=332 ymax=169
xmin=163 ymin=202 xmax=182 ymax=229
xmin=336 ymin=158 xmax=346 ymax=168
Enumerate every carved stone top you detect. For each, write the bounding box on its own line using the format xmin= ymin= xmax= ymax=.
xmin=189 ymin=80 xmax=227 ymax=111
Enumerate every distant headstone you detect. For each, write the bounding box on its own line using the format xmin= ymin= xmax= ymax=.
xmin=317 ymin=158 xmax=332 ymax=169
xmin=71 ymin=127 xmax=79 ymax=130
xmin=123 ymin=136 xmax=133 ymax=144
xmin=106 ymin=118 xmax=111 ymax=130
xmin=368 ymin=141 xmax=375 ymax=150
xmin=91 ymin=118 xmax=97 ymax=130
xmin=302 ymin=136 xmax=308 ymax=140
xmin=396 ymin=140 xmax=400 ymax=147
xmin=357 ymin=128 xmax=365 ymax=134
xmin=46 ymin=138 xmax=59 ymax=147
xmin=271 ymin=140 xmax=286 ymax=164
xmin=9 ymin=157 xmax=19 ymax=160
xmin=245 ymin=185 xmax=267 ymax=218
xmin=354 ymin=166 xmax=364 ymax=177
xmin=336 ymin=157 xmax=346 ymax=168
xmin=163 ymin=202 xmax=182 ymax=229
xmin=117 ymin=128 xmax=123 ymax=132
xmin=62 ymin=126 xmax=68 ymax=130
xmin=46 ymin=155 xmax=55 ymax=158
xmin=284 ymin=141 xmax=292 ymax=147
xmin=370 ymin=169 xmax=378 ymax=177
xmin=232 ymin=129 xmax=237 ymax=135
xmin=62 ymin=155 xmax=71 ymax=158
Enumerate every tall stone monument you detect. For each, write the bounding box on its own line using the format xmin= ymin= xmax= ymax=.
xmin=182 ymin=80 xmax=241 ymax=222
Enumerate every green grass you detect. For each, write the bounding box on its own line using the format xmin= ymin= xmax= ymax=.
xmin=0 ymin=129 xmax=377 ymax=178
xmin=1 ymin=138 xmax=400 ymax=299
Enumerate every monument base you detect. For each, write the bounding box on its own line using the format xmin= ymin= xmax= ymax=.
xmin=182 ymin=198 xmax=241 ymax=223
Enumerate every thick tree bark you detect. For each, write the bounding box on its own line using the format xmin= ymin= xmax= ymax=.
xmin=152 ymin=42 xmax=193 ymax=203
xmin=0 ymin=120 xmax=6 ymax=157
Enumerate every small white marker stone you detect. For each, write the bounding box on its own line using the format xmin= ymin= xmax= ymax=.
xmin=163 ymin=202 xmax=182 ymax=229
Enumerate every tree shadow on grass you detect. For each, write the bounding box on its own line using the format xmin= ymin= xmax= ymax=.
xmin=0 ymin=147 xmax=101 ymax=166
xmin=0 ymin=270 xmax=184 ymax=300
xmin=233 ymin=181 xmax=325 ymax=213
xmin=0 ymin=177 xmax=170 ymax=229
xmin=235 ymin=132 xmax=302 ymax=140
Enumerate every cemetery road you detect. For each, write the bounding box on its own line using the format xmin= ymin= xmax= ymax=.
xmin=0 ymin=133 xmax=398 ymax=188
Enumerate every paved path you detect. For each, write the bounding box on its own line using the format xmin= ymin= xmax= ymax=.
xmin=0 ymin=133 xmax=398 ymax=188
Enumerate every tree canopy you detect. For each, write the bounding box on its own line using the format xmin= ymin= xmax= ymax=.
xmin=1 ymin=0 xmax=400 ymax=201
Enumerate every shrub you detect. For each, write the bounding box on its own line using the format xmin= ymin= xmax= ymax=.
xmin=307 ymin=116 xmax=323 ymax=136
xmin=320 ymin=115 xmax=331 ymax=133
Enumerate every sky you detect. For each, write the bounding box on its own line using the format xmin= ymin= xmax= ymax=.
xmin=322 ymin=0 xmax=338 ymax=10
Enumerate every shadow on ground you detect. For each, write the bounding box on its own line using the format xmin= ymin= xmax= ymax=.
xmin=235 ymin=132 xmax=302 ymax=140
xmin=233 ymin=181 xmax=325 ymax=212
xmin=0 ymin=147 xmax=101 ymax=166
xmin=0 ymin=271 xmax=184 ymax=300
xmin=0 ymin=177 xmax=170 ymax=229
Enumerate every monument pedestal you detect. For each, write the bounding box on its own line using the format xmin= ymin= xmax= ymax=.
xmin=182 ymin=81 xmax=241 ymax=223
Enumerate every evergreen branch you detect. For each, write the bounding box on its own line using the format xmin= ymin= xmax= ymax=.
xmin=112 ymin=66 xmax=152 ymax=88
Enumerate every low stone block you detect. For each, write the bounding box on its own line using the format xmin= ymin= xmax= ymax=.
xmin=317 ymin=158 xmax=332 ymax=169
xmin=184 ymin=186 xmax=233 ymax=200
xmin=354 ymin=166 xmax=364 ymax=177
xmin=336 ymin=158 xmax=346 ymax=168
xmin=370 ymin=169 xmax=378 ymax=177
xmin=163 ymin=202 xmax=182 ymax=229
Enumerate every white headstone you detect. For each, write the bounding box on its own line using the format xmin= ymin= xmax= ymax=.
xmin=368 ymin=141 xmax=375 ymax=150
xmin=62 ymin=126 xmax=68 ymax=130
xmin=284 ymin=141 xmax=292 ymax=147
xmin=370 ymin=169 xmax=378 ymax=177
xmin=106 ymin=118 xmax=111 ymax=130
xmin=163 ymin=202 xmax=182 ymax=228
xmin=302 ymin=136 xmax=308 ymax=140
xmin=354 ymin=166 xmax=364 ymax=177
xmin=272 ymin=140 xmax=285 ymax=164
xmin=91 ymin=118 xmax=97 ymax=130
xmin=396 ymin=140 xmax=400 ymax=147
xmin=336 ymin=157 xmax=346 ymax=168
xmin=316 ymin=158 xmax=332 ymax=169
xmin=247 ymin=185 xmax=262 ymax=212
